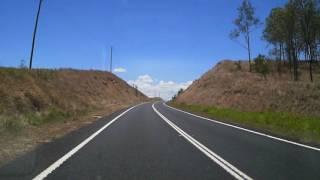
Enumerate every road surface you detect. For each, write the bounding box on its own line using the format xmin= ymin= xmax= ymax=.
xmin=0 ymin=102 xmax=320 ymax=180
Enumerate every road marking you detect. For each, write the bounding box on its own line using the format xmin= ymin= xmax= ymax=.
xmin=33 ymin=103 xmax=145 ymax=180
xmin=152 ymin=104 xmax=252 ymax=180
xmin=164 ymin=103 xmax=320 ymax=152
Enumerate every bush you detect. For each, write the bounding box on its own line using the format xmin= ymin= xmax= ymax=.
xmin=254 ymin=54 xmax=269 ymax=78
xmin=177 ymin=88 xmax=184 ymax=96
xmin=26 ymin=108 xmax=71 ymax=126
xmin=234 ymin=61 xmax=242 ymax=70
xmin=24 ymin=92 xmax=45 ymax=111
xmin=0 ymin=116 xmax=25 ymax=132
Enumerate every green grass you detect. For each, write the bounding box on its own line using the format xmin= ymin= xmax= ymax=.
xmin=171 ymin=103 xmax=320 ymax=144
xmin=25 ymin=108 xmax=72 ymax=126
xmin=0 ymin=108 xmax=84 ymax=134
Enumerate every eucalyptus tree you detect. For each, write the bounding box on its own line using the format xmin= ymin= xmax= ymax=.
xmin=263 ymin=7 xmax=287 ymax=73
xmin=296 ymin=0 xmax=320 ymax=81
xmin=230 ymin=0 xmax=260 ymax=72
xmin=283 ymin=0 xmax=301 ymax=81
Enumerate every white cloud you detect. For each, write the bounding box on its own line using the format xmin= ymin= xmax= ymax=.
xmin=113 ymin=67 xmax=127 ymax=73
xmin=128 ymin=74 xmax=192 ymax=101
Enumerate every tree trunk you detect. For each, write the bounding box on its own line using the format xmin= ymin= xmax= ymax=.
xmin=247 ymin=33 xmax=252 ymax=72
xmin=287 ymin=46 xmax=293 ymax=79
xmin=278 ymin=43 xmax=282 ymax=75
xmin=293 ymin=46 xmax=298 ymax=81
xmin=309 ymin=49 xmax=314 ymax=82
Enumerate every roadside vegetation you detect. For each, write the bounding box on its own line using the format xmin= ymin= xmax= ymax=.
xmin=173 ymin=0 xmax=320 ymax=141
xmin=230 ymin=0 xmax=320 ymax=82
xmin=0 ymin=67 xmax=146 ymax=133
xmin=170 ymin=103 xmax=320 ymax=144
xmin=0 ymin=67 xmax=147 ymax=166
xmin=172 ymin=0 xmax=320 ymax=145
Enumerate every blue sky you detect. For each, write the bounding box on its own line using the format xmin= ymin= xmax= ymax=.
xmin=0 ymin=0 xmax=286 ymax=99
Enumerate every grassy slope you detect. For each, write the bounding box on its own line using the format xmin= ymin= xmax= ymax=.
xmin=0 ymin=68 xmax=147 ymax=132
xmin=171 ymin=103 xmax=320 ymax=145
xmin=176 ymin=60 xmax=320 ymax=117
xmin=0 ymin=67 xmax=148 ymax=166
xmin=173 ymin=60 xmax=320 ymax=145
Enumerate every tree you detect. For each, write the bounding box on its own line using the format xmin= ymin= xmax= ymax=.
xmin=263 ymin=0 xmax=320 ymax=82
xmin=254 ymin=54 xmax=269 ymax=79
xmin=172 ymin=88 xmax=184 ymax=101
xmin=231 ymin=0 xmax=260 ymax=72
xmin=285 ymin=0 xmax=303 ymax=81
xmin=263 ymin=8 xmax=287 ymax=74
xmin=264 ymin=1 xmax=301 ymax=81
xmin=296 ymin=0 xmax=320 ymax=82
xmin=177 ymin=88 xmax=184 ymax=96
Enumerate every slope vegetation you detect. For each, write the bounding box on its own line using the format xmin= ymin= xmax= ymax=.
xmin=0 ymin=68 xmax=147 ymax=165
xmin=173 ymin=60 xmax=320 ymax=144
xmin=175 ymin=60 xmax=320 ymax=117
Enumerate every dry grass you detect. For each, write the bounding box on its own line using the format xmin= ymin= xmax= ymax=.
xmin=0 ymin=67 xmax=147 ymax=166
xmin=175 ymin=60 xmax=320 ymax=117
xmin=0 ymin=68 xmax=146 ymax=130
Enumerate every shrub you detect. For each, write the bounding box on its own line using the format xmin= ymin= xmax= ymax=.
xmin=254 ymin=54 xmax=269 ymax=78
xmin=24 ymin=92 xmax=45 ymax=111
xmin=177 ymin=88 xmax=184 ymax=96
xmin=0 ymin=116 xmax=25 ymax=132
xmin=234 ymin=61 xmax=242 ymax=70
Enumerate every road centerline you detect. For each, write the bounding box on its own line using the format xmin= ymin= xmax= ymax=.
xmin=152 ymin=103 xmax=252 ymax=180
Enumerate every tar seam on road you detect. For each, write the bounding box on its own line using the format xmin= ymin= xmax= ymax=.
xmin=32 ymin=103 xmax=146 ymax=180
xmin=152 ymin=103 xmax=252 ymax=180
xmin=164 ymin=103 xmax=320 ymax=152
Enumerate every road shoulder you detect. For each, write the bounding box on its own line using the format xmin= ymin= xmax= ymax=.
xmin=0 ymin=104 xmax=136 ymax=180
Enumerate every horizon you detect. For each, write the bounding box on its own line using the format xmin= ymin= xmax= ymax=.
xmin=0 ymin=0 xmax=287 ymax=99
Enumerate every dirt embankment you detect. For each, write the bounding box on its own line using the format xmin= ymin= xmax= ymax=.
xmin=175 ymin=60 xmax=320 ymax=117
xmin=0 ymin=68 xmax=148 ymax=166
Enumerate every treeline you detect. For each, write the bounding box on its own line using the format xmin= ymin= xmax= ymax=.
xmin=264 ymin=0 xmax=320 ymax=81
xmin=232 ymin=0 xmax=320 ymax=82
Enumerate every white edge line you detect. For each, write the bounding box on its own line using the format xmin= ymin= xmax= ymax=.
xmin=164 ymin=103 xmax=320 ymax=152
xmin=33 ymin=103 xmax=145 ymax=180
xmin=152 ymin=103 xmax=252 ymax=180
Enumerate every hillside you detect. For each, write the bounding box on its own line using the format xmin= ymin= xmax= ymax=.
xmin=175 ymin=60 xmax=320 ymax=117
xmin=172 ymin=60 xmax=320 ymax=144
xmin=0 ymin=68 xmax=147 ymax=165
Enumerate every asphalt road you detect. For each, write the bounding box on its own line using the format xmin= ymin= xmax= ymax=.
xmin=1 ymin=102 xmax=320 ymax=180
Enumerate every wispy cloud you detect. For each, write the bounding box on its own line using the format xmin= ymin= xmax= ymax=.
xmin=114 ymin=67 xmax=127 ymax=73
xmin=128 ymin=74 xmax=192 ymax=101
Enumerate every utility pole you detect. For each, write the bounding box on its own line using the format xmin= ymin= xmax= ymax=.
xmin=29 ymin=0 xmax=43 ymax=70
xmin=109 ymin=46 xmax=113 ymax=73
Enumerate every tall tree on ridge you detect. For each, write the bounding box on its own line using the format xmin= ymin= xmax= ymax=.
xmin=230 ymin=0 xmax=260 ymax=72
